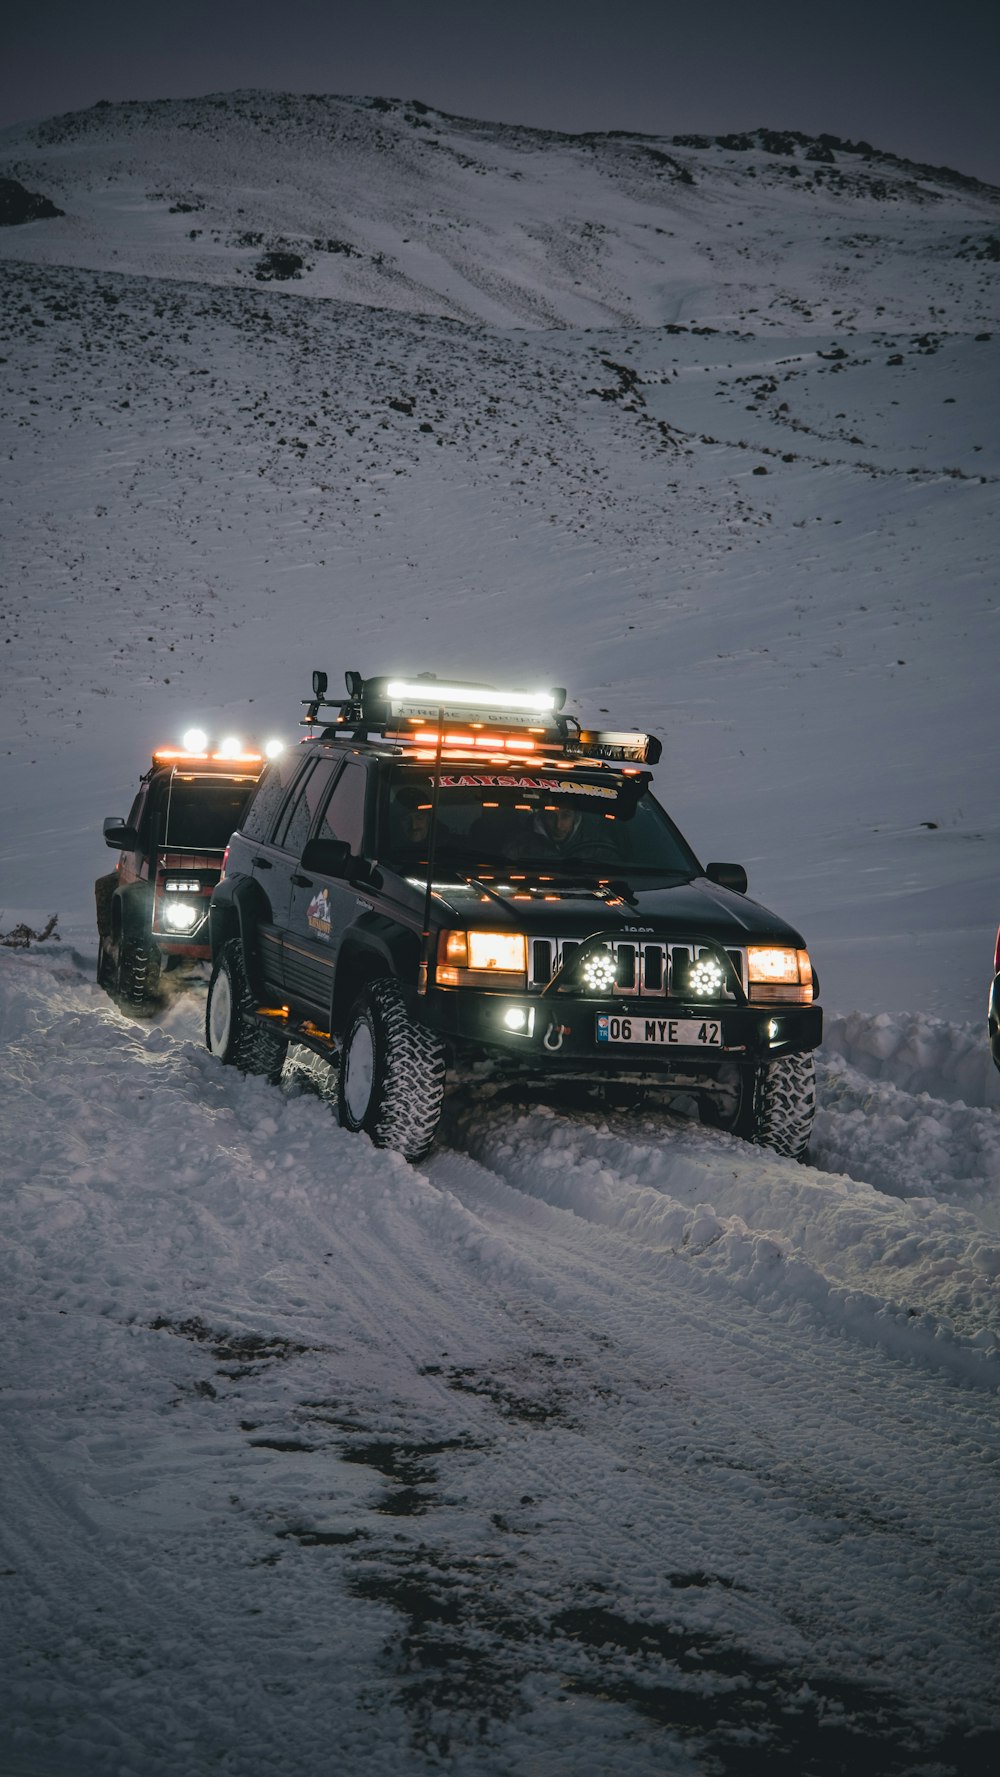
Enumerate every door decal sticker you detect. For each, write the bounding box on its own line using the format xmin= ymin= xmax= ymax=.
xmin=306 ymin=886 xmax=332 ymax=939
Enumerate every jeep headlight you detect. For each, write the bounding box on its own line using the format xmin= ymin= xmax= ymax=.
xmin=163 ymin=900 xmax=199 ymax=931
xmin=747 ymin=946 xmax=813 ymax=1004
xmin=436 ymin=930 xmax=527 ymax=989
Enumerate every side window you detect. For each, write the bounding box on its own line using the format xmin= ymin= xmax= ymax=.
xmin=273 ymin=758 xmax=341 ymax=854
xmin=240 ymin=756 xmax=305 ymax=843
xmin=127 ymin=788 xmax=146 ymax=839
xmin=273 ymin=761 xmax=317 ymax=853
xmin=299 ymin=758 xmax=340 ymax=835
xmin=317 ymin=761 xmax=368 ymax=852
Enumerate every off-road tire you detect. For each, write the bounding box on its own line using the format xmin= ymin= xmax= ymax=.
xmin=206 ymin=939 xmax=287 ymax=1081
xmin=115 ymin=931 xmax=162 ymax=1016
xmin=338 ymin=978 xmax=446 ymax=1161
xmin=753 ymin=1052 xmax=816 ymax=1159
xmin=96 ymin=932 xmax=116 ymax=991
xmin=705 ymin=1052 xmax=816 ymax=1161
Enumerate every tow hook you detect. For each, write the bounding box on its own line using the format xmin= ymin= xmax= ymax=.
xmin=543 ymin=1020 xmax=570 ymax=1052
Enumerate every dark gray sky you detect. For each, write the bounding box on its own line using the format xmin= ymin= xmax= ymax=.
xmin=4 ymin=0 xmax=999 ymax=185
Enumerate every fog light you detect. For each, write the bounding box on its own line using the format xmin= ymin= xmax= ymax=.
xmin=690 ymin=955 xmax=725 ymax=997
xmin=163 ymin=901 xmax=198 ymax=931
xmin=768 ymin=1018 xmax=780 ymax=1043
xmin=503 ymin=1007 xmax=527 ymax=1031
xmin=581 ymin=947 xmax=617 ymax=993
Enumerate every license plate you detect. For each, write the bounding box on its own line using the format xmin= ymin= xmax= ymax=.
xmin=596 ymin=1014 xmax=722 ymax=1047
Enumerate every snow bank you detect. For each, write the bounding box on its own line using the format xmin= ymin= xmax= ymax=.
xmin=823 ymin=1007 xmax=1000 ymax=1110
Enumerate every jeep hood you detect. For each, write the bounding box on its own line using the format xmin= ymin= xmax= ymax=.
xmin=430 ymin=871 xmax=806 ymax=949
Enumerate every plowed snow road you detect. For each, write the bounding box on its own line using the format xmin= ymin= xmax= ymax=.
xmin=2 ymin=949 xmax=998 ymax=1776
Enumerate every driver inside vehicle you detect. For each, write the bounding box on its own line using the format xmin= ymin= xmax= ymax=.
xmin=539 ymin=806 xmax=583 ymax=849
xmin=390 ymin=787 xmax=450 ymax=857
xmin=509 ymin=804 xmax=592 ymax=859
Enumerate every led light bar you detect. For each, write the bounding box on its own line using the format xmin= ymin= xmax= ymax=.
xmin=152 ymin=748 xmax=264 ymax=766
xmin=387 ymin=729 xmax=538 ymax=752
xmin=385 ymin=679 xmax=557 ymax=729
xmin=386 ymin=680 xmax=555 ymax=713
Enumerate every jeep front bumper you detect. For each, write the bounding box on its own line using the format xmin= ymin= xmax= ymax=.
xmin=419 ymin=986 xmax=822 ymax=1075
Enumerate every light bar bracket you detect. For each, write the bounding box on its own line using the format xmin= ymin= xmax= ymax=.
xmin=570 ymin=729 xmax=662 ymax=766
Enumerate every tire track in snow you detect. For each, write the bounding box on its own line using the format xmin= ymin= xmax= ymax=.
xmin=4 ymin=954 xmax=1000 ymax=1771
xmin=437 ymin=1089 xmax=1000 ymax=1379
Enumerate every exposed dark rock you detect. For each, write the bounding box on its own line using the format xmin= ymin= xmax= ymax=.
xmin=642 ymin=147 xmax=695 ymax=183
xmin=757 ymin=130 xmax=799 ymax=156
xmin=254 ymin=249 xmax=305 ymax=281
xmin=957 ymin=234 xmax=1000 ymax=261
xmin=0 ymin=177 xmax=64 ymax=225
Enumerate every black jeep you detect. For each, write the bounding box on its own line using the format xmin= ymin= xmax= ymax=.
xmin=96 ymin=741 xmax=265 ymax=1014
xmin=204 ymin=672 xmax=822 ymax=1162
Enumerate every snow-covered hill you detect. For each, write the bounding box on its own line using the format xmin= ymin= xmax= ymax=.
xmin=1 ymin=93 xmax=999 ymax=1776
xmin=3 ymin=93 xmax=999 ymax=331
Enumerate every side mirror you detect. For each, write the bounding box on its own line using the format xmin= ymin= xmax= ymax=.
xmin=300 ymin=836 xmax=353 ymax=878
xmin=705 ymin=861 xmax=748 ymax=895
xmin=103 ymin=817 xmax=139 ymax=851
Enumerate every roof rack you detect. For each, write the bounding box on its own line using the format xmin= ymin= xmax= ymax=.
xmin=302 ymin=670 xmax=662 ymax=766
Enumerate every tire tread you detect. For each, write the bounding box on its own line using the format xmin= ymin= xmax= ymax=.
xmin=752 ymin=1051 xmax=817 ymax=1160
xmin=207 ymin=939 xmax=287 ymax=1080
xmin=340 ymin=978 xmax=445 ymax=1160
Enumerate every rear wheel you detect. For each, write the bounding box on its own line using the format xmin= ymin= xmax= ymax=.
xmin=338 ymin=978 xmax=445 ymax=1161
xmin=206 ymin=939 xmax=287 ymax=1081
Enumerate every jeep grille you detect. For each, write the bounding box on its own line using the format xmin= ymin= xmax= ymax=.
xmin=527 ymin=937 xmax=746 ymax=998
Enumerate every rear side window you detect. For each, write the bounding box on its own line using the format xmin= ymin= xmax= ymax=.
xmin=240 ymin=756 xmax=306 ymax=843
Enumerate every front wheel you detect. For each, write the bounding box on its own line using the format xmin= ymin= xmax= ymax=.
xmin=97 ymin=931 xmax=117 ymax=992
xmin=206 ymin=939 xmax=287 ymax=1081
xmin=705 ymin=1052 xmax=816 ymax=1161
xmin=338 ymin=978 xmax=445 ymax=1161
xmin=115 ymin=930 xmax=162 ymax=1016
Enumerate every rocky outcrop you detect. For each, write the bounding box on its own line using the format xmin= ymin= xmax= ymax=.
xmin=0 ymin=177 xmax=64 ymax=225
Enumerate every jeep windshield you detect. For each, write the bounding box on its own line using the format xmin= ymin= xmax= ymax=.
xmin=158 ymin=773 xmax=257 ymax=853
xmin=380 ymin=768 xmax=701 ymax=877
